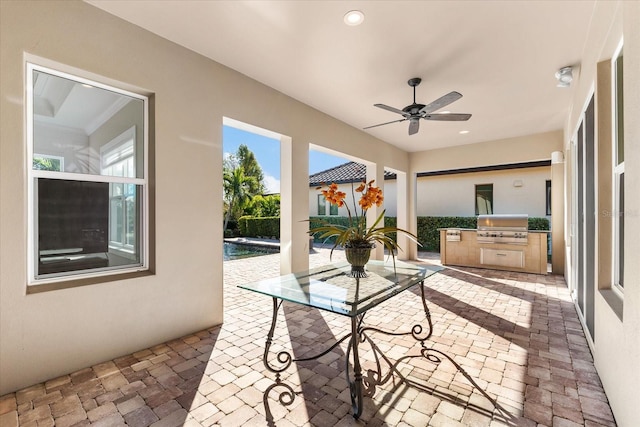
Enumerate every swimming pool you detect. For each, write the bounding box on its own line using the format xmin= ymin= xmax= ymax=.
xmin=223 ymin=242 xmax=279 ymax=261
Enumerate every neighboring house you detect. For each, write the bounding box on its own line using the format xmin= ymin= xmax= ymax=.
xmin=310 ymin=161 xmax=552 ymax=219
xmin=309 ymin=161 xmax=397 ymax=217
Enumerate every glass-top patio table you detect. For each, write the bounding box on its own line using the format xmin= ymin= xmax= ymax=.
xmin=238 ymin=259 xmax=441 ymax=419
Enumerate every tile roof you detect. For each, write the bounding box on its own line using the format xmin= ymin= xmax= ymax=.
xmin=309 ymin=161 xmax=397 ymax=187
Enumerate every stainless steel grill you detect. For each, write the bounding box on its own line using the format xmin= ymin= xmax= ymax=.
xmin=476 ymin=214 xmax=528 ymax=245
xmin=445 ymin=229 xmax=461 ymax=242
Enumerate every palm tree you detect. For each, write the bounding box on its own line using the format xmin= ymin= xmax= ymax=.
xmin=237 ymin=144 xmax=265 ymax=195
xmin=223 ymin=166 xmax=258 ymax=232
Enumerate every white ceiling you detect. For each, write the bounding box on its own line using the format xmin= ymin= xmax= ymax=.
xmin=87 ymin=0 xmax=596 ymax=153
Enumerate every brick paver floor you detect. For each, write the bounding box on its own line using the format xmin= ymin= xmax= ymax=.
xmin=0 ymin=248 xmax=617 ymax=426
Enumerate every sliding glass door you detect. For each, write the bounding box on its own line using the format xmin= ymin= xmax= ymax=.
xmin=573 ymin=95 xmax=596 ymax=343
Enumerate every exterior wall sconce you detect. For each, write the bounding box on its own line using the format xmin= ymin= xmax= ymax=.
xmin=552 ymin=151 xmax=565 ymax=164
xmin=555 ymin=66 xmax=573 ymax=88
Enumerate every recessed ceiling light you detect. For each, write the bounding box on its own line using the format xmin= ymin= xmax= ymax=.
xmin=459 ymin=130 xmax=470 ymax=134
xmin=440 ymin=110 xmax=451 ymax=114
xmin=344 ymin=10 xmax=364 ymax=26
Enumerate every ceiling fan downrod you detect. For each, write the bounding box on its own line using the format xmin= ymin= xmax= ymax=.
xmin=408 ymin=77 xmax=421 ymax=104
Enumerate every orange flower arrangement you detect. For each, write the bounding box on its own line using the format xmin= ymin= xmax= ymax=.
xmin=355 ymin=180 xmax=383 ymax=210
xmin=320 ymin=183 xmax=347 ymax=207
xmin=309 ymin=180 xmax=418 ymax=266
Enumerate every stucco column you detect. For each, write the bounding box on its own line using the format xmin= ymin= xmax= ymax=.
xmin=551 ymin=151 xmax=565 ymax=274
xmin=280 ymin=135 xmax=310 ymax=274
xmin=395 ymin=171 xmax=412 ymax=261
xmin=366 ymin=162 xmax=385 ymax=260
xmin=406 ymin=170 xmax=419 ymax=260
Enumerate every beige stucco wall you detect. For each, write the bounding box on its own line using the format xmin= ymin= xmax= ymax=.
xmin=409 ymin=131 xmax=562 ymax=172
xmin=416 ymin=167 xmax=551 ymax=217
xmin=383 ymin=180 xmax=398 ymax=217
xmin=562 ymin=1 xmax=640 ymax=425
xmin=0 ymin=1 xmax=407 ymax=394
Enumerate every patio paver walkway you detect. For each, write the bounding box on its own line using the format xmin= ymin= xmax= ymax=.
xmin=0 ymin=248 xmax=616 ymax=426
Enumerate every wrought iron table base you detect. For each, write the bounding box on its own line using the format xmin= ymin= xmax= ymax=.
xmin=262 ymin=280 xmax=432 ymax=419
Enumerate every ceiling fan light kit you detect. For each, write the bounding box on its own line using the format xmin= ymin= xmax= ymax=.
xmin=364 ymin=77 xmax=471 ymax=135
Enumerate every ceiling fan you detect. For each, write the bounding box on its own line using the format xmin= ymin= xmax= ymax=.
xmin=364 ymin=78 xmax=471 ymax=135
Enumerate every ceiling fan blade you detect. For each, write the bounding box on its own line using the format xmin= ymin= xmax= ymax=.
xmin=408 ymin=118 xmax=420 ymax=135
xmin=424 ymin=113 xmax=472 ymax=121
xmin=374 ymin=103 xmax=409 ymax=117
xmin=419 ymin=91 xmax=463 ymax=115
xmin=363 ymin=118 xmax=407 ymax=130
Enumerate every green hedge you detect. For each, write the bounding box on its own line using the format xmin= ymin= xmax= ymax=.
xmin=527 ymin=217 xmax=550 ymax=230
xmin=308 ymin=216 xmax=348 ymax=245
xmin=416 ymin=217 xmax=477 ymax=251
xmin=238 ymin=216 xmax=280 ymax=239
xmin=240 ymin=215 xmax=551 ymax=253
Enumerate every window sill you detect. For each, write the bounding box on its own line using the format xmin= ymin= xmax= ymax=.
xmin=599 ymin=288 xmax=623 ymax=321
xmin=27 ymin=270 xmax=154 ymax=294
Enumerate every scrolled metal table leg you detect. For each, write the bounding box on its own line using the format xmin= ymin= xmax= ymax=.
xmin=263 ymin=297 xmax=293 ymax=374
xmin=263 ymin=379 xmax=298 ymax=427
xmin=344 ymin=273 xmax=364 ymax=418
xmin=359 ymin=280 xmax=433 ymax=345
xmin=346 ymin=314 xmax=364 ymax=419
xmin=414 ymin=280 xmax=433 ymax=344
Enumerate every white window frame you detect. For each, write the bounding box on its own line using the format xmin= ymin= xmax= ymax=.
xmin=26 ymin=63 xmax=149 ymax=285
xmin=612 ymin=40 xmax=624 ymax=293
xmin=101 ymin=126 xmax=137 ymax=256
xmin=101 ymin=126 xmax=135 ymax=175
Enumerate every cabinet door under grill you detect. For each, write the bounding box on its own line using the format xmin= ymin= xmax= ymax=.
xmin=480 ymin=248 xmax=525 ymax=269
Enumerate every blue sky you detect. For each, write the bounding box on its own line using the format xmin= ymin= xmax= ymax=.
xmin=223 ymin=125 xmax=347 ymax=194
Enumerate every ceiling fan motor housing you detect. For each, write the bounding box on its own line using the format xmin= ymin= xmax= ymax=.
xmin=403 ymin=104 xmax=426 ymax=115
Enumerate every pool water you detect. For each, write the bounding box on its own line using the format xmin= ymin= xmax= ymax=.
xmin=223 ymin=242 xmax=279 ymax=261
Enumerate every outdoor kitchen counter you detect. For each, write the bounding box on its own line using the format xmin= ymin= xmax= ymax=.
xmin=439 ymin=228 xmax=549 ymax=275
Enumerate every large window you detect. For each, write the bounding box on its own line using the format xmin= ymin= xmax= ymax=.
xmin=27 ymin=64 xmax=148 ymax=284
xmin=475 ymin=184 xmax=493 ymax=215
xmin=329 ymin=203 xmax=339 ymax=216
xmin=318 ymin=192 xmax=339 ymax=215
xmin=613 ymin=42 xmax=624 ymax=290
xmin=317 ymin=194 xmax=326 ymax=216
